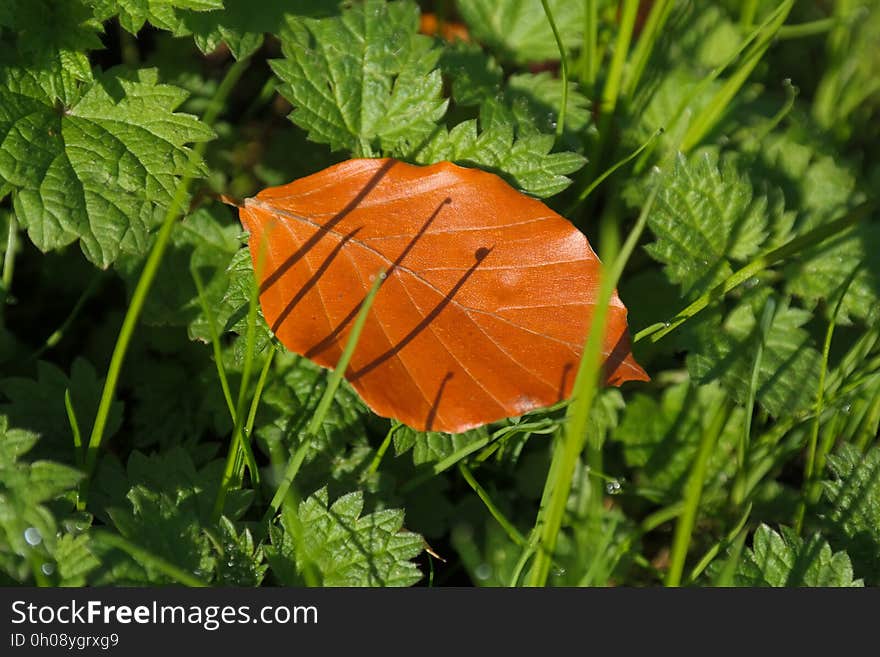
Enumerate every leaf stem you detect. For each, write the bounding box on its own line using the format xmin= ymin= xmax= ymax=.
xmin=459 ymin=463 xmax=526 ymax=547
xmin=81 ymin=57 xmax=249 ymax=498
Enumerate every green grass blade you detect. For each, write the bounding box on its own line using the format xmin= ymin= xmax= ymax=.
xmin=91 ymin=531 xmax=208 ymax=587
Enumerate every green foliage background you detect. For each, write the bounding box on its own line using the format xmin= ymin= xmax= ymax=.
xmin=0 ymin=0 xmax=878 ymax=587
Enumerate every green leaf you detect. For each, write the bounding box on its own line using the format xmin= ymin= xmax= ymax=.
xmin=270 ymin=487 xmax=423 ymax=586
xmin=54 ymin=532 xmax=100 ymax=586
xmin=505 ymin=72 xmax=592 ymax=149
xmin=101 ymin=447 xmax=229 ymax=583
xmin=646 ymin=152 xmax=783 ymax=298
xmin=611 ymin=381 xmax=740 ymax=504
xmin=0 ymin=67 xmax=214 ymax=268
xmin=733 ymin=524 xmax=862 ymax=587
xmin=88 ymin=0 xmax=224 ymax=35
xmin=415 ymin=100 xmax=585 ymax=198
xmin=820 ymin=445 xmax=880 ymax=584
xmin=213 ymin=516 xmax=266 ymax=585
xmin=0 ymin=415 xmax=82 ymax=582
xmin=457 ymin=0 xmax=584 ymax=64
xmin=0 ymin=358 xmax=123 ymax=461
xmin=393 ymin=425 xmax=489 ymax=466
xmin=0 ymin=0 xmax=103 ymax=104
xmin=183 ymin=0 xmax=339 ymax=60
xmin=270 ymin=0 xmax=447 ymax=156
xmin=687 ymin=291 xmax=823 ymax=417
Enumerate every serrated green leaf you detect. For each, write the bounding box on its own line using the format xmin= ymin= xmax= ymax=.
xmin=183 ymin=0 xmax=339 ymax=60
xmin=393 ymin=425 xmax=489 ymax=466
xmin=271 ymin=487 xmax=423 ymax=586
xmin=54 ymin=533 xmax=100 ymax=586
xmin=687 ymin=291 xmax=823 ymax=417
xmin=415 ymin=100 xmax=585 ymax=198
xmin=820 ymin=444 xmax=880 ymax=584
xmin=88 ymin=0 xmax=223 ymax=35
xmin=0 ymin=0 xmax=103 ymax=104
xmin=270 ymin=0 xmax=447 ymax=156
xmin=611 ymin=381 xmax=740 ymax=504
xmin=646 ymin=152 xmax=779 ymax=298
xmin=733 ymin=524 xmax=862 ymax=587
xmin=457 ymin=0 xmax=584 ymax=64
xmin=213 ymin=516 xmax=266 ymax=585
xmin=0 ymin=67 xmax=214 ymax=268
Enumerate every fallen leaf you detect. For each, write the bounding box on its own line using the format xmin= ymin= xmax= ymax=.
xmin=419 ymin=13 xmax=470 ymax=42
xmin=239 ymin=158 xmax=647 ymax=433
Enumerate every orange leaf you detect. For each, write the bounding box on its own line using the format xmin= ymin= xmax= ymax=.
xmin=239 ymin=158 xmax=647 ymax=433
xmin=418 ymin=13 xmax=470 ymax=43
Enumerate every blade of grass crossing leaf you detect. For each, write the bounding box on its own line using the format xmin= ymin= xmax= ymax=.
xmin=82 ymin=57 xmax=250 ymax=498
xmin=666 ymin=396 xmax=732 ymax=587
xmin=459 ymin=463 xmax=527 ymax=548
xmin=855 ymin=391 xmax=880 ymax=452
xmin=263 ymin=270 xmax=386 ymax=526
xmin=527 ymin=184 xmax=659 ymax=586
xmin=733 ymin=296 xmax=777 ymax=506
xmin=795 ymin=265 xmax=861 ymax=533
xmin=540 ymin=0 xmax=568 ymax=142
xmin=634 ymin=202 xmax=873 ymax=344
xmin=91 ymin=530 xmax=208 ymax=587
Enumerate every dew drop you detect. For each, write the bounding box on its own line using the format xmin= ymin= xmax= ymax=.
xmin=24 ymin=527 xmax=42 ymax=546
xmin=474 ymin=563 xmax=492 ymax=580
xmin=605 ymin=479 xmax=622 ymax=495
xmin=41 ymin=562 xmax=55 ymax=576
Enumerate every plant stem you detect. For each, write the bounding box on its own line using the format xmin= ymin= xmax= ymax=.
xmin=459 ymin=463 xmax=527 ymax=547
xmin=368 ymin=422 xmax=400 ymax=475
xmin=540 ymin=0 xmax=568 ymax=142
xmin=2 ymin=212 xmax=16 ymax=300
xmin=600 ymin=0 xmax=639 ymax=117
xmin=81 ymin=57 xmax=249 ymax=498
xmin=579 ymin=0 xmax=598 ymax=87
